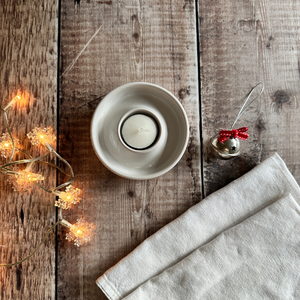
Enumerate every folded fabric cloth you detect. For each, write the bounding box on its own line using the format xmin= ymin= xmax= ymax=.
xmin=123 ymin=193 xmax=300 ymax=299
xmin=96 ymin=153 xmax=300 ymax=300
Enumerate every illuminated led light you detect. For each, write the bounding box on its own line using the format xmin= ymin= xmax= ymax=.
xmin=0 ymin=28 xmax=102 ymax=267
xmin=8 ymin=168 xmax=44 ymax=192
xmin=66 ymin=218 xmax=94 ymax=247
xmin=3 ymin=95 xmax=22 ymax=111
xmin=0 ymin=133 xmax=19 ymax=158
xmin=54 ymin=185 xmax=82 ymax=210
xmin=27 ymin=127 xmax=56 ymax=148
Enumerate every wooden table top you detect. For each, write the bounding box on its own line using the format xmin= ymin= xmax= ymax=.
xmin=0 ymin=0 xmax=299 ymax=299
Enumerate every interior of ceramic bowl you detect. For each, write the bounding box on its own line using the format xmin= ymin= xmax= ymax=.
xmin=91 ymin=83 xmax=189 ymax=179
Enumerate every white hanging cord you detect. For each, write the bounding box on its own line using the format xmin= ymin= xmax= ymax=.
xmin=231 ymin=83 xmax=264 ymax=130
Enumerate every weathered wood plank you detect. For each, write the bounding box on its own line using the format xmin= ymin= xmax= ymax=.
xmin=58 ymin=0 xmax=200 ymax=299
xmin=0 ymin=1 xmax=58 ymax=299
xmin=199 ymin=0 xmax=300 ymax=196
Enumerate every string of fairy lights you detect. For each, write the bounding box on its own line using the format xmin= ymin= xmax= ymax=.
xmin=0 ymin=94 xmax=94 ymax=267
xmin=0 ymin=20 xmax=103 ymax=267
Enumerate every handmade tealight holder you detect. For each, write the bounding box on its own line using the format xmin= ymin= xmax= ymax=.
xmin=91 ymin=82 xmax=189 ymax=180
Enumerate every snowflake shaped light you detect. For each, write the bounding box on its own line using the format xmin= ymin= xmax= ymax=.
xmin=0 ymin=93 xmax=94 ymax=268
xmin=27 ymin=127 xmax=56 ymax=147
xmin=8 ymin=168 xmax=44 ymax=192
xmin=66 ymin=218 xmax=94 ymax=247
xmin=0 ymin=24 xmax=101 ymax=268
xmin=54 ymin=185 xmax=82 ymax=209
xmin=0 ymin=133 xmax=19 ymax=158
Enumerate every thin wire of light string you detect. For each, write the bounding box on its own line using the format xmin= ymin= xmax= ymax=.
xmin=1 ymin=151 xmax=51 ymax=170
xmin=51 ymin=148 xmax=75 ymax=191
xmin=0 ymin=22 xmax=103 ymax=196
xmin=2 ymin=146 xmax=73 ymax=191
xmin=0 ymin=113 xmax=75 ymax=268
xmin=3 ymin=111 xmax=15 ymax=163
xmin=230 ymin=83 xmax=264 ymax=130
xmin=0 ymin=21 xmax=103 ymax=268
xmin=0 ymin=221 xmax=61 ymax=267
xmin=0 ymin=152 xmax=72 ymax=187
xmin=0 ymin=116 xmax=74 ymax=268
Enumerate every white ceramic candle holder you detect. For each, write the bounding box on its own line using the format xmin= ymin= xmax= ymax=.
xmin=91 ymin=82 xmax=189 ymax=180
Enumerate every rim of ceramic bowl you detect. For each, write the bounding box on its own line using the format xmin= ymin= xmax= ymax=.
xmin=90 ymin=82 xmax=189 ymax=180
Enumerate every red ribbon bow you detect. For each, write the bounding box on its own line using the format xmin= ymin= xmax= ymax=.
xmin=218 ymin=127 xmax=249 ymax=143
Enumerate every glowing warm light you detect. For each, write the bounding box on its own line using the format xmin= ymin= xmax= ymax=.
xmin=8 ymin=168 xmax=44 ymax=192
xmin=0 ymin=133 xmax=19 ymax=158
xmin=3 ymin=95 xmax=22 ymax=111
xmin=54 ymin=185 xmax=82 ymax=209
xmin=66 ymin=218 xmax=94 ymax=247
xmin=27 ymin=127 xmax=56 ymax=147
xmin=0 ymin=38 xmax=99 ymax=267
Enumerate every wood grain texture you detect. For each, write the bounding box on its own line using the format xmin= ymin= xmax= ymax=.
xmin=58 ymin=0 xmax=200 ymax=299
xmin=0 ymin=1 xmax=58 ymax=299
xmin=199 ymin=0 xmax=300 ymax=196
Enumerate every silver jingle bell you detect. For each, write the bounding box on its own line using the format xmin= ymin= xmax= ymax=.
xmin=210 ymin=134 xmax=241 ymax=160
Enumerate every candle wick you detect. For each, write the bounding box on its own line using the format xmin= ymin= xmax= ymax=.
xmin=138 ymin=127 xmax=151 ymax=134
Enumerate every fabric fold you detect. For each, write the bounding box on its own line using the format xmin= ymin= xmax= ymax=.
xmin=123 ymin=194 xmax=300 ymax=299
xmin=96 ymin=153 xmax=300 ymax=300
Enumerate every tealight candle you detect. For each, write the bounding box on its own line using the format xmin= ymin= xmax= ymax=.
xmin=121 ymin=114 xmax=158 ymax=149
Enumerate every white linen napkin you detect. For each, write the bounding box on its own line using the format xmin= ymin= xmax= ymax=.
xmin=96 ymin=153 xmax=300 ymax=300
xmin=123 ymin=193 xmax=300 ymax=299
